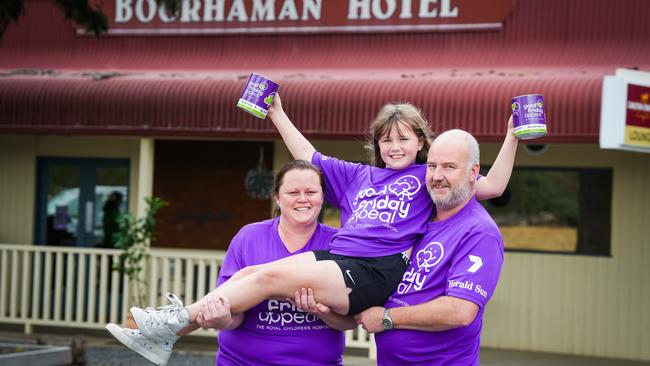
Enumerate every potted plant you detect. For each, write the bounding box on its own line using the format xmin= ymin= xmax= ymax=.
xmin=112 ymin=196 xmax=168 ymax=318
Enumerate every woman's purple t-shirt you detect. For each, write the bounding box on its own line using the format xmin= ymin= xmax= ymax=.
xmin=216 ymin=217 xmax=344 ymax=366
xmin=312 ymin=152 xmax=433 ymax=257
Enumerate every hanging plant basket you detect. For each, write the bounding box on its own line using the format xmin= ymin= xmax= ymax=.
xmin=245 ymin=146 xmax=274 ymax=200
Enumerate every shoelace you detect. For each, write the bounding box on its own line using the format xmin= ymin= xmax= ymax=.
xmin=144 ymin=293 xmax=184 ymax=329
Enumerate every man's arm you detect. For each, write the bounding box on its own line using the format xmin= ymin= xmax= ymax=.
xmin=476 ymin=115 xmax=518 ymax=200
xmin=267 ymin=94 xmax=316 ymax=161
xmin=355 ymin=296 xmax=479 ymax=333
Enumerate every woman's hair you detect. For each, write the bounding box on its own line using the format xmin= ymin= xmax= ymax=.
xmin=272 ymin=160 xmax=324 ymax=217
xmin=365 ymin=103 xmax=434 ymax=168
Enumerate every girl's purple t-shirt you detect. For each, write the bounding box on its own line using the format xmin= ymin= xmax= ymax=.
xmin=216 ymin=217 xmax=344 ymax=366
xmin=375 ymin=197 xmax=504 ymax=366
xmin=312 ymin=152 xmax=433 ymax=257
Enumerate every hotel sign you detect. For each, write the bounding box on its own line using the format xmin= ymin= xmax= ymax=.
xmin=102 ymin=0 xmax=514 ymax=35
xmin=601 ymin=69 xmax=650 ymax=153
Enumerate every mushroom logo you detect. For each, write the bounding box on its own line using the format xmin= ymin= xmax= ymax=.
xmin=388 ymin=175 xmax=421 ymax=201
xmin=416 ymin=242 xmax=444 ymax=273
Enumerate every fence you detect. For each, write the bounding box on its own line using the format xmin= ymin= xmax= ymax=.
xmin=0 ymin=244 xmax=374 ymax=356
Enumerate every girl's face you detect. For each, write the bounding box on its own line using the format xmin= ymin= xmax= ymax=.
xmin=275 ymin=169 xmax=324 ymax=227
xmin=378 ymin=122 xmax=424 ymax=170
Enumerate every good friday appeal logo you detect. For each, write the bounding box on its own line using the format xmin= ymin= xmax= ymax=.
xmin=255 ymin=300 xmax=328 ymax=332
xmin=397 ymin=241 xmax=444 ymax=294
xmin=512 ymin=99 xmax=544 ymax=119
xmin=348 ymin=175 xmax=422 ymax=226
xmin=244 ymin=80 xmax=268 ymax=100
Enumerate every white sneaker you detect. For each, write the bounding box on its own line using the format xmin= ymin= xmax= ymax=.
xmin=105 ymin=323 xmax=173 ymax=366
xmin=131 ymin=292 xmax=190 ymax=342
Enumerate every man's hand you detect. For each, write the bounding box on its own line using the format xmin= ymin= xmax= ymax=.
xmin=196 ymin=293 xmax=233 ymax=330
xmin=354 ymin=306 xmax=386 ymax=333
xmin=267 ymin=93 xmax=285 ymax=119
xmin=507 ymin=114 xmax=515 ymax=137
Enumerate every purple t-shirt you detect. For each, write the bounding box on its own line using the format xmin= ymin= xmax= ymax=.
xmin=312 ymin=152 xmax=433 ymax=257
xmin=216 ymin=218 xmax=344 ymax=366
xmin=375 ymin=197 xmax=504 ymax=366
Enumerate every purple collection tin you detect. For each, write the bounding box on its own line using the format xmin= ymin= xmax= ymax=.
xmin=511 ymin=94 xmax=548 ymax=139
xmin=237 ymin=73 xmax=280 ymax=119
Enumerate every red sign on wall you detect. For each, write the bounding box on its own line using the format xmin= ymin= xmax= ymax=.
xmin=102 ymin=0 xmax=514 ymax=35
xmin=625 ymin=83 xmax=650 ymax=148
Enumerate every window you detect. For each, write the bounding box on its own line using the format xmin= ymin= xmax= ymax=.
xmin=481 ymin=167 xmax=612 ymax=255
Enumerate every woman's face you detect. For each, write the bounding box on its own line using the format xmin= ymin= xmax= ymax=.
xmin=275 ymin=169 xmax=324 ymax=227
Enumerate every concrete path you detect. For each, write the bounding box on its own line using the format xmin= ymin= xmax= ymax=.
xmin=1 ymin=329 xmax=648 ymax=365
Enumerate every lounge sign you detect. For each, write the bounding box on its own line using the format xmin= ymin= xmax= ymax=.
xmin=103 ymin=0 xmax=514 ymax=35
xmin=600 ymin=69 xmax=650 ymax=153
xmin=625 ymin=84 xmax=650 ymax=148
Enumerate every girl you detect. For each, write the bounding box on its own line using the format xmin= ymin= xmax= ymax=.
xmin=106 ymin=95 xmax=517 ymax=366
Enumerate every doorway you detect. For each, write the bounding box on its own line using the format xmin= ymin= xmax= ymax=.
xmin=35 ymin=157 xmax=130 ymax=247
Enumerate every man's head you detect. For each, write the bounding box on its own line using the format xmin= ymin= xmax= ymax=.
xmin=426 ymin=129 xmax=480 ymax=211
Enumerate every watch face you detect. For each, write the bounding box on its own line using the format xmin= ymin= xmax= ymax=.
xmin=382 ymin=317 xmax=392 ymax=329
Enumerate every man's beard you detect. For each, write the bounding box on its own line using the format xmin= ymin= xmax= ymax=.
xmin=428 ymin=171 xmax=473 ymax=211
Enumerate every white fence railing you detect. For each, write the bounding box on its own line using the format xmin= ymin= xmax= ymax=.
xmin=0 ymin=244 xmax=374 ymax=356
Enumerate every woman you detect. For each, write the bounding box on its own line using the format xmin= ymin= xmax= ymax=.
xmin=108 ymin=160 xmax=355 ymax=366
xmin=212 ymin=160 xmax=355 ymax=365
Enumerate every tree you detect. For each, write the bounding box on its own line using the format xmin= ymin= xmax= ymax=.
xmin=0 ymin=0 xmax=180 ymax=40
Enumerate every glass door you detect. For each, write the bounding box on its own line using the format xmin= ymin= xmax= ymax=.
xmin=36 ymin=158 xmax=129 ymax=247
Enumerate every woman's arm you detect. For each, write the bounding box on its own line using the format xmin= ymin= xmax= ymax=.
xmin=476 ymin=116 xmax=518 ymax=200
xmin=267 ymin=94 xmax=316 ymax=161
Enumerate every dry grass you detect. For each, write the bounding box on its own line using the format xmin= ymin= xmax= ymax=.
xmin=500 ymin=226 xmax=577 ymax=252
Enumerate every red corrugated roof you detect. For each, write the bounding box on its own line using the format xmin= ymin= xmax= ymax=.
xmin=0 ymin=0 xmax=649 ymax=142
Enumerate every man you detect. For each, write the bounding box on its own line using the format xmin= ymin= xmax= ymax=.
xmin=355 ymin=129 xmax=505 ymax=366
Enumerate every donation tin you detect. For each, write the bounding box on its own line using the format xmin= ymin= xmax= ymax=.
xmin=237 ymin=73 xmax=280 ymax=119
xmin=511 ymin=94 xmax=548 ymax=139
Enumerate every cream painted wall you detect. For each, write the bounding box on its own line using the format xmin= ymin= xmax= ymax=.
xmin=0 ymin=135 xmax=142 ymax=244
xmin=481 ymin=145 xmax=650 ymax=361
xmin=273 ymin=140 xmax=650 ymax=361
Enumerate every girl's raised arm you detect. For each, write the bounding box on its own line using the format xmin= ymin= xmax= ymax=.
xmin=267 ymin=94 xmax=316 ymax=161
xmin=476 ymin=116 xmax=518 ymax=200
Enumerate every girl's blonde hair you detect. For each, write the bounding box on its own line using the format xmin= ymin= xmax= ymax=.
xmin=366 ymin=103 xmax=433 ymax=168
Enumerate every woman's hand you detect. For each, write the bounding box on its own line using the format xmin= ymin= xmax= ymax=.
xmin=196 ymin=293 xmax=235 ymax=330
xmin=292 ymin=288 xmax=332 ymax=315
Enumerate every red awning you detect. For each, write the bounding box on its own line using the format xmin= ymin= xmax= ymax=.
xmin=1 ymin=0 xmax=649 ymax=142
xmin=0 ymin=68 xmax=605 ymax=142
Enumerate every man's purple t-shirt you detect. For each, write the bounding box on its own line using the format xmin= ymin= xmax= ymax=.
xmin=216 ymin=218 xmax=344 ymax=366
xmin=375 ymin=197 xmax=504 ymax=366
xmin=311 ymin=152 xmax=433 ymax=257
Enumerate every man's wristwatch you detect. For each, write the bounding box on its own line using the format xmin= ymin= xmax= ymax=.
xmin=382 ymin=308 xmax=394 ymax=330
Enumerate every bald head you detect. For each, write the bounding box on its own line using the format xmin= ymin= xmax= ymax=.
xmin=431 ymin=129 xmax=480 ymax=167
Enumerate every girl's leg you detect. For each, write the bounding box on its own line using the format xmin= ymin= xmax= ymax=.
xmin=219 ymin=251 xmax=319 ymax=289
xmin=184 ymin=257 xmax=351 ymax=325
xmin=176 ymin=251 xmax=322 ymax=336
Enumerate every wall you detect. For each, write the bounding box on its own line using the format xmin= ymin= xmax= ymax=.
xmin=0 ymin=135 xmax=141 ymax=244
xmin=480 ymin=144 xmax=649 ymax=361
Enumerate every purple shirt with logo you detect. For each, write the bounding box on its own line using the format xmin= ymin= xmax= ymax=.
xmin=375 ymin=197 xmax=504 ymax=366
xmin=216 ymin=218 xmax=344 ymax=366
xmin=312 ymin=152 xmax=433 ymax=257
